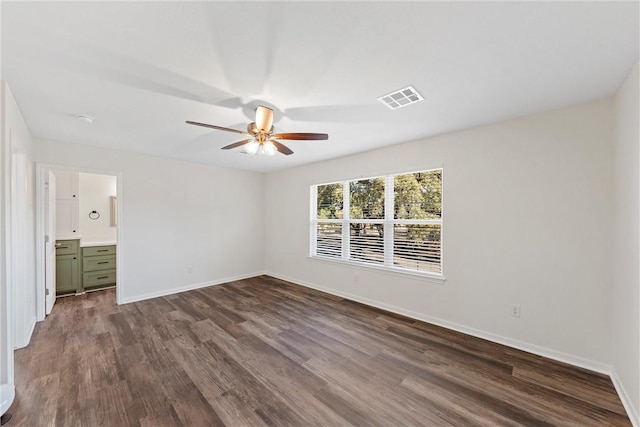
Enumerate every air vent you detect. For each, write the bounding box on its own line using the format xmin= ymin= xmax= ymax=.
xmin=378 ymin=86 xmax=423 ymax=110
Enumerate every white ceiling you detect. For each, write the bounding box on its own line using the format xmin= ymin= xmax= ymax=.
xmin=2 ymin=1 xmax=638 ymax=173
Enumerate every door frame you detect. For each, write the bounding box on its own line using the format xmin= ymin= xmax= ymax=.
xmin=10 ymin=133 xmax=30 ymax=349
xmin=44 ymin=171 xmax=56 ymax=315
xmin=0 ymin=130 xmax=17 ymax=414
xmin=35 ymin=163 xmax=123 ymax=320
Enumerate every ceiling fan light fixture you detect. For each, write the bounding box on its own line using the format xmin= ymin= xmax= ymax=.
xmin=244 ymin=140 xmax=259 ymax=155
xmin=260 ymin=140 xmax=277 ymax=156
xmin=378 ymin=85 xmax=423 ymax=110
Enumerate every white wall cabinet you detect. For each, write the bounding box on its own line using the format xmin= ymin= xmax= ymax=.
xmin=54 ymin=170 xmax=79 ymax=238
xmin=55 ymin=199 xmax=79 ymax=237
xmin=54 ymin=170 xmax=78 ymax=200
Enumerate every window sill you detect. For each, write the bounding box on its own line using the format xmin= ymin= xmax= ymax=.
xmin=308 ymin=255 xmax=446 ymax=285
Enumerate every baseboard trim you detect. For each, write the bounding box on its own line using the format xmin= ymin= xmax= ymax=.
xmin=264 ymin=271 xmax=612 ymax=375
xmin=119 ymin=271 xmax=266 ymax=304
xmin=611 ymin=368 xmax=639 ymax=427
xmin=24 ymin=318 xmax=36 ymax=349
xmin=13 ymin=318 xmax=36 ymax=350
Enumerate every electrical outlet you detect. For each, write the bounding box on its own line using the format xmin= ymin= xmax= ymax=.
xmin=510 ymin=304 xmax=521 ymax=318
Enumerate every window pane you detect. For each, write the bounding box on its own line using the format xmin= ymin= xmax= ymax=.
xmin=316 ymin=223 xmax=342 ymax=258
xmin=349 ymin=223 xmax=384 ymax=264
xmin=350 ymin=178 xmax=385 ymax=219
xmin=394 ymin=170 xmax=442 ymax=219
xmin=393 ymin=224 xmax=441 ymax=273
xmin=317 ymin=183 xmax=343 ymax=219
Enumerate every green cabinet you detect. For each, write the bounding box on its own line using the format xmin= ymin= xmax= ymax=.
xmin=55 ymin=241 xmax=116 ymax=295
xmin=55 ymin=240 xmax=80 ymax=295
xmin=81 ymin=245 xmax=116 ymax=291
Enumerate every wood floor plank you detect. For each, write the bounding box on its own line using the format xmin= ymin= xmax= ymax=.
xmin=86 ymin=380 xmax=140 ymax=427
xmin=239 ymin=321 xmax=309 ymax=366
xmin=138 ymin=407 xmax=184 ymax=427
xmin=253 ymin=400 xmax=311 ymax=427
xmin=512 ymin=365 xmax=628 ymax=415
xmin=9 ymin=276 xmax=632 ymax=426
xmin=164 ymin=338 xmax=227 ymax=402
xmin=209 ymin=390 xmax=270 ymax=427
xmin=107 ymin=311 xmax=138 ymax=347
xmin=401 ymin=375 xmax=523 ymax=427
xmin=10 ymin=373 xmax=60 ymax=427
xmin=382 ymin=346 xmax=627 ymax=426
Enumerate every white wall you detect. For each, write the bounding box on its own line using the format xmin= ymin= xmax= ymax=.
xmin=265 ymin=99 xmax=615 ymax=371
xmin=35 ymin=139 xmax=265 ymax=303
xmin=612 ymin=61 xmax=639 ymax=425
xmin=79 ymin=172 xmax=117 ymax=243
xmin=1 ymin=81 xmax=36 ymax=414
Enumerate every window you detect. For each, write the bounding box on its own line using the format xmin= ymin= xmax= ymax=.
xmin=311 ymin=169 xmax=443 ymax=276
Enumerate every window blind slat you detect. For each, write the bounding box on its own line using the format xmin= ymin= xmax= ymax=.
xmin=393 ymin=224 xmax=441 ymax=273
xmin=316 ymin=223 xmax=342 ymax=258
xmin=349 ymin=223 xmax=384 ymax=264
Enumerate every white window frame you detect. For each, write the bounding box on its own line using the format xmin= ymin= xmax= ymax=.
xmin=310 ymin=169 xmax=444 ymax=282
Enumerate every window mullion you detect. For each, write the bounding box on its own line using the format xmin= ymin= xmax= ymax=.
xmin=342 ymin=180 xmax=350 ymax=261
xmin=384 ymin=175 xmax=394 ymax=266
xmin=310 ymin=185 xmax=318 ymax=256
xmin=310 ymin=220 xmax=317 ymax=256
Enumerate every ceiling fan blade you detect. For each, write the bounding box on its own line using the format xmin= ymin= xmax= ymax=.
xmin=221 ymin=139 xmax=253 ymax=150
xmin=186 ymin=121 xmax=248 ymax=135
xmin=255 ymin=106 xmax=274 ymax=132
xmin=272 ymin=133 xmax=328 ymax=140
xmin=271 ymin=140 xmax=294 ymax=155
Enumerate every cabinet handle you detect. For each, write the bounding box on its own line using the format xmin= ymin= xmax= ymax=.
xmin=55 ymin=243 xmax=63 ymax=248
xmin=97 ymin=276 xmax=108 ymax=280
xmin=97 ymin=250 xmax=109 ymax=252
xmin=97 ymin=261 xmax=109 ymax=264
xmin=73 ymin=257 xmax=76 ymax=260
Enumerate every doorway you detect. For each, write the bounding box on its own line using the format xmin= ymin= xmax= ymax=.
xmin=35 ymin=165 xmax=122 ymax=320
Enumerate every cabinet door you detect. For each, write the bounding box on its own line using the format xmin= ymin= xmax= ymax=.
xmin=56 ymin=199 xmax=79 ymax=238
xmin=56 ymin=254 xmax=79 ymax=295
xmin=55 ymin=239 xmax=79 ymax=256
xmin=54 ymin=170 xmax=79 ymax=200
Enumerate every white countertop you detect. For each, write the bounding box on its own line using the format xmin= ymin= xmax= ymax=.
xmin=80 ymin=239 xmax=116 ymax=248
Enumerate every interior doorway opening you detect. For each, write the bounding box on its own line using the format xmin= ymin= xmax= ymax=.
xmin=36 ymin=165 xmax=122 ymax=320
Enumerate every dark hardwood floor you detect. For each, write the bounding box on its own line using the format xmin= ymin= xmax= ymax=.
xmin=10 ymin=275 xmax=630 ymax=426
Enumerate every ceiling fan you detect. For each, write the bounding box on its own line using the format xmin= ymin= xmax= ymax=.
xmin=186 ymin=106 xmax=328 ymax=156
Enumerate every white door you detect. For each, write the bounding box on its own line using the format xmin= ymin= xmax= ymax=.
xmin=45 ymin=172 xmax=56 ymax=315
